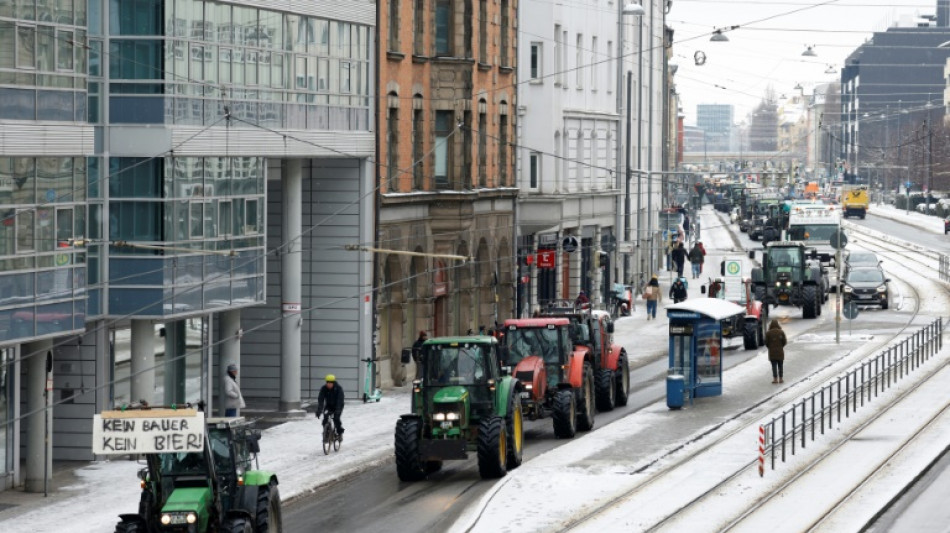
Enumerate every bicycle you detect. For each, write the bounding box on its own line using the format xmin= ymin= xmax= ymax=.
xmin=320 ymin=410 xmax=341 ymax=455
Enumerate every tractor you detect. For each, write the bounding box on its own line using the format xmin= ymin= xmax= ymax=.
xmin=394 ymin=335 xmax=523 ymax=481
xmin=104 ymin=409 xmax=280 ymax=533
xmin=501 ymin=317 xmax=598 ymax=439
xmin=537 ymin=304 xmax=631 ymax=412
xmin=750 ymin=241 xmax=829 ymax=319
xmin=703 ymin=274 xmax=768 ymax=350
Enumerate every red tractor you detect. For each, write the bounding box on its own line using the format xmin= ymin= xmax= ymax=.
xmin=501 ymin=317 xmax=595 ymax=439
xmin=538 ymin=304 xmax=631 ymax=412
xmin=704 ymin=276 xmax=768 ymax=349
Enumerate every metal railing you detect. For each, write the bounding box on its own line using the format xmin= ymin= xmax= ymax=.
xmin=939 ymin=254 xmax=949 ymax=283
xmin=758 ymin=319 xmax=943 ymax=474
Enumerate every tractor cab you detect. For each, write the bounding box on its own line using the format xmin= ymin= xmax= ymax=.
xmin=750 ymin=241 xmax=828 ymax=319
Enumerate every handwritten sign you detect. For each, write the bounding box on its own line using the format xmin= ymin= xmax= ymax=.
xmin=93 ymin=409 xmax=204 ymax=455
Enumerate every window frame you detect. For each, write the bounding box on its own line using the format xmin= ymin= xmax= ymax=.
xmin=16 ymin=24 xmax=37 ymax=70
xmin=529 ymin=152 xmax=540 ymax=189
xmin=529 ymin=42 xmax=541 ymax=81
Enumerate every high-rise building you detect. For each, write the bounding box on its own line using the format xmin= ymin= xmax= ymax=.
xmin=696 ymin=104 xmax=734 ymax=152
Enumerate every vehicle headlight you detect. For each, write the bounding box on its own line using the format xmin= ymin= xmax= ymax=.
xmin=433 ymin=413 xmax=446 ymax=421
xmin=160 ymin=513 xmax=192 ymax=525
xmin=161 ymin=515 xmax=172 ymax=526
xmin=844 ymin=286 xmax=853 ymax=293
xmin=186 ymin=513 xmax=197 ymax=524
xmin=445 ymin=412 xmax=459 ymax=421
xmin=523 ymin=384 xmax=533 ymax=390
xmin=876 ymin=285 xmax=887 ymax=293
xmin=775 ymin=282 xmax=781 ymax=287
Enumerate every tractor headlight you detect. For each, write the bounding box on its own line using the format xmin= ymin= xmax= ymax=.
xmin=844 ymin=286 xmax=853 ymax=293
xmin=186 ymin=513 xmax=197 ymax=524
xmin=160 ymin=514 xmax=171 ymax=526
xmin=876 ymin=285 xmax=887 ymax=293
xmin=445 ymin=412 xmax=460 ymax=421
xmin=524 ymin=384 xmax=533 ymax=390
xmin=775 ymin=282 xmax=780 ymax=287
xmin=433 ymin=413 xmax=446 ymax=421
xmin=160 ymin=512 xmax=192 ymax=525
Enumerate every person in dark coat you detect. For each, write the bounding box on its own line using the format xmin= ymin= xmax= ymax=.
xmin=669 ymin=277 xmax=688 ymax=304
xmin=688 ymin=242 xmax=705 ymax=279
xmin=317 ymin=374 xmax=345 ymax=437
xmin=765 ymin=319 xmax=787 ymax=384
xmin=575 ymin=290 xmax=590 ymax=309
xmin=671 ymin=242 xmax=687 ymax=278
xmin=411 ymin=330 xmax=428 ymax=362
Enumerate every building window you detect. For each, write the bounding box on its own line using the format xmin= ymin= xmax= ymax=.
xmin=434 ymin=110 xmax=453 ymax=188
xmin=607 ymin=40 xmax=613 ymax=93
xmin=562 ymin=29 xmax=569 ymax=88
xmin=414 ymin=0 xmax=425 ymax=55
xmin=16 ymin=25 xmax=35 ymax=69
xmin=529 ymin=152 xmax=540 ymax=189
xmin=591 ymin=36 xmax=597 ymax=91
xmin=530 ymin=42 xmax=541 ymax=80
xmin=576 ymin=34 xmax=583 ymax=89
xmin=500 ymin=0 xmax=509 ymax=66
xmin=387 ymin=105 xmax=399 ymax=188
xmin=462 ymin=110 xmax=472 ymax=187
xmin=554 ymin=24 xmax=561 ymax=85
xmin=412 ymin=106 xmax=424 ymax=189
xmin=463 ymin=0 xmax=472 ymax=57
xmin=499 ymin=113 xmax=508 ymax=185
xmin=435 ymin=0 xmax=451 ymax=55
xmin=478 ymin=110 xmax=487 ymax=187
xmin=389 ymin=0 xmax=400 ymax=52
xmin=479 ymin=0 xmax=487 ymax=63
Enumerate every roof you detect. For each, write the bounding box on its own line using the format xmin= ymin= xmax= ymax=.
xmin=504 ymin=318 xmax=571 ymax=327
xmin=666 ymin=298 xmax=746 ymax=320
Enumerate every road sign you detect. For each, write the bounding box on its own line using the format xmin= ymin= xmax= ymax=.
xmin=616 ymin=241 xmax=634 ymax=254
xmin=723 ymin=257 xmax=743 ymax=300
xmin=562 ymin=236 xmax=579 ymax=253
xmin=830 ymin=230 xmax=848 ymax=250
xmin=842 ymin=301 xmax=859 ymax=320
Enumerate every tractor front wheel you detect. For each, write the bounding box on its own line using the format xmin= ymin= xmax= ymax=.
xmin=615 ymin=354 xmax=631 ymax=407
xmin=255 ymin=481 xmax=282 ymax=533
xmin=576 ymin=362 xmax=596 ymax=432
xmin=552 ymin=389 xmax=577 ymax=438
xmin=505 ymin=392 xmax=524 ymax=470
xmin=802 ymin=286 xmax=818 ymax=319
xmin=594 ymin=368 xmax=616 ymax=412
xmin=223 ymin=516 xmax=254 ymax=533
xmin=477 ymin=417 xmax=508 ymax=479
xmin=394 ymin=417 xmax=427 ymax=481
xmin=743 ymin=321 xmax=758 ymax=350
xmin=115 ymin=517 xmax=147 ymax=533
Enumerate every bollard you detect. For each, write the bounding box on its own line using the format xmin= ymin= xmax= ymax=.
xmin=758 ymin=425 xmax=766 ymax=477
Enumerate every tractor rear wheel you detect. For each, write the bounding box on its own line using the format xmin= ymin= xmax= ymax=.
xmin=576 ymin=362 xmax=596 ymax=432
xmin=754 ymin=285 xmax=766 ymax=304
xmin=552 ymin=389 xmax=577 ymax=438
xmin=594 ymin=368 xmax=616 ymax=412
xmin=223 ymin=516 xmax=254 ymax=533
xmin=255 ymin=481 xmax=281 ymax=533
xmin=394 ymin=417 xmax=426 ymax=481
xmin=614 ymin=354 xmax=631 ymax=407
xmin=477 ymin=417 xmax=507 ymax=479
xmin=743 ymin=321 xmax=758 ymax=350
xmin=115 ymin=517 xmax=147 ymax=533
xmin=505 ymin=392 xmax=524 ymax=470
xmin=757 ymin=312 xmax=767 ymax=347
xmin=802 ymin=285 xmax=818 ymax=319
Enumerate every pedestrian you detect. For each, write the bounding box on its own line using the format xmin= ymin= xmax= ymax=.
xmin=317 ymin=374 xmax=345 ymax=438
xmin=669 ymin=277 xmax=688 ymax=304
xmin=223 ymin=363 xmax=245 ymax=417
xmin=642 ymin=274 xmax=661 ymax=320
xmin=671 ymin=242 xmax=687 ymax=278
xmin=575 ymin=290 xmax=590 ymax=309
xmin=708 ymin=279 xmax=722 ymax=298
xmin=688 ymin=241 xmax=705 ymax=279
xmin=683 ymin=214 xmax=691 ymax=241
xmin=765 ymin=319 xmax=787 ymax=384
xmin=697 ymin=241 xmax=707 ymax=272
xmin=411 ymin=330 xmax=428 ymax=363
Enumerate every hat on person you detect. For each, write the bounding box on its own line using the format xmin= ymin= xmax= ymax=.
xmin=325 ymin=374 xmax=336 ymax=382
xmin=227 ymin=363 xmax=238 ymax=373
xmin=652 ymin=274 xmax=658 ymax=279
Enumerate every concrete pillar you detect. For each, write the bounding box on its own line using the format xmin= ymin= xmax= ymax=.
xmin=130 ymin=320 xmax=155 ymax=405
xmin=163 ymin=320 xmax=186 ymax=404
xmin=280 ymin=158 xmax=302 ymax=412
xmin=218 ymin=309 xmax=241 ymax=417
xmin=593 ymin=227 xmax=603 ymax=306
xmin=23 ymin=339 xmax=52 ymax=493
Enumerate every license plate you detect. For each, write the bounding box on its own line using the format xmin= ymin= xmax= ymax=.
xmin=520 ymin=391 xmax=530 ymax=399
xmin=440 ymin=421 xmax=452 ymax=430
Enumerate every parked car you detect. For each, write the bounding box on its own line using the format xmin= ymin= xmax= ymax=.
xmin=842 ymin=266 xmax=890 ymax=309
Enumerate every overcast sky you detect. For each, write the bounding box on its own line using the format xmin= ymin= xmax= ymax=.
xmin=669 ymin=0 xmax=936 ymax=126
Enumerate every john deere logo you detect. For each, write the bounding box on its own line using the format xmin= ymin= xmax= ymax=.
xmin=726 ymin=261 xmax=741 ymax=275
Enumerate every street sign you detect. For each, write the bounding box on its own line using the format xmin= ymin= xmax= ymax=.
xmin=562 ymin=236 xmax=579 ymax=253
xmin=830 ymin=230 xmax=848 ymax=250
xmin=723 ymin=257 xmax=743 ymax=301
xmin=616 ymin=241 xmax=634 ymax=254
xmin=537 ymin=250 xmax=556 ymax=268
xmin=842 ymin=301 xmax=859 ymax=320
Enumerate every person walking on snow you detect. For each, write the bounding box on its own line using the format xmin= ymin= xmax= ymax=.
xmin=223 ymin=363 xmax=245 ymax=417
xmin=697 ymin=242 xmax=707 ymax=272
xmin=688 ymin=242 xmax=705 ymax=279
xmin=765 ymin=319 xmax=787 ymax=384
xmin=317 ymin=374 xmax=345 ymax=438
xmin=671 ymin=242 xmax=687 ymax=278
xmin=642 ymin=274 xmax=662 ymax=320
xmin=669 ymin=277 xmax=688 ymax=304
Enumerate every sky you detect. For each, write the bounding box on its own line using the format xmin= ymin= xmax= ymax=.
xmin=669 ymin=0 xmax=938 ymax=126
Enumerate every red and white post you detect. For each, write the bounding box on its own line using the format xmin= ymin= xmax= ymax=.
xmin=758 ymin=424 xmax=766 ymax=477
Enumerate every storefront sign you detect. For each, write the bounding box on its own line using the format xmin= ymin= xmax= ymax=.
xmin=93 ymin=409 xmax=204 ymax=455
xmin=537 ymin=250 xmax=556 ymax=268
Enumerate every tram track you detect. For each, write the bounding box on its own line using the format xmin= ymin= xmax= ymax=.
xmin=563 ymin=216 xmax=947 ymax=532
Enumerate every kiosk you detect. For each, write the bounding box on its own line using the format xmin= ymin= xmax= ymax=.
xmin=665 ymin=299 xmax=746 ymax=409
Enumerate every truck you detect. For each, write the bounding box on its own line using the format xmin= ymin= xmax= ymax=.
xmin=785 ymin=202 xmax=842 ymax=266
xmin=395 ymin=335 xmax=523 ymax=480
xmin=96 ymin=407 xmax=282 ymax=533
xmin=840 ymin=186 xmax=870 ymax=219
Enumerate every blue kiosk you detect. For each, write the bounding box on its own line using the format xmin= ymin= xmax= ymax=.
xmin=665 ymin=299 xmax=746 ymax=409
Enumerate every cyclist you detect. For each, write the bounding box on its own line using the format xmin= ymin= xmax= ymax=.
xmin=317 ymin=374 xmax=345 ymax=440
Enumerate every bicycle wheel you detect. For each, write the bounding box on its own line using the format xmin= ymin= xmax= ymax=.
xmin=333 ymin=431 xmax=341 ymax=452
xmin=322 ymin=423 xmax=332 ymax=455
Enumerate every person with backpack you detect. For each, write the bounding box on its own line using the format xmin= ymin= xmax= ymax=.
xmin=669 ymin=277 xmax=688 ymax=304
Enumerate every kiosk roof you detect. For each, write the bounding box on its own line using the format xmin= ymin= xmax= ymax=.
xmin=666 ymin=298 xmax=746 ymax=320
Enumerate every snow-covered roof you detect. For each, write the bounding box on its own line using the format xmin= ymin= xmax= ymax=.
xmin=666 ymin=298 xmax=746 ymax=320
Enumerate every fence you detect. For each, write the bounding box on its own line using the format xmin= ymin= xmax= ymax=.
xmin=940 ymin=254 xmax=949 ymax=283
xmin=758 ymin=319 xmax=943 ymax=475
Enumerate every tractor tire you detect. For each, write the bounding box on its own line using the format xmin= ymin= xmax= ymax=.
xmin=115 ymin=517 xmax=147 ymax=533
xmin=505 ymin=392 xmax=524 ymax=470
xmin=614 ymin=354 xmax=631 ymax=407
xmin=576 ymin=362 xmax=596 ymax=432
xmin=754 ymin=285 xmax=766 ymax=304
xmin=594 ymin=368 xmax=616 ymax=412
xmin=476 ymin=417 xmax=507 ymax=479
xmin=552 ymin=389 xmax=577 ymax=439
xmin=757 ymin=312 xmax=767 ymax=347
xmin=743 ymin=321 xmax=758 ymax=350
xmin=223 ymin=516 xmax=254 ymax=533
xmin=255 ymin=481 xmax=282 ymax=533
xmin=802 ymin=285 xmax=818 ymax=319
xmin=394 ymin=417 xmax=427 ymax=482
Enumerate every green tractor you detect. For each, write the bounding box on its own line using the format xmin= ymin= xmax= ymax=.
xmin=103 ymin=409 xmax=280 ymax=533
xmin=750 ymin=241 xmax=829 ymax=319
xmin=394 ymin=335 xmax=524 ymax=481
